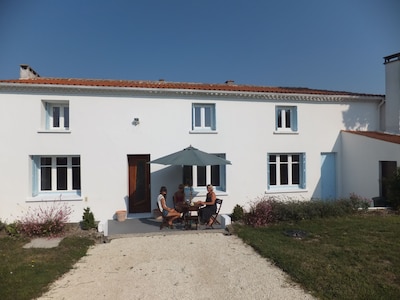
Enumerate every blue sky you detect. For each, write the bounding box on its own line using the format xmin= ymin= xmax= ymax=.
xmin=0 ymin=0 xmax=399 ymax=94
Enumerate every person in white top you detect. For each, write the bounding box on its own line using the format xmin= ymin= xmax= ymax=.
xmin=157 ymin=186 xmax=182 ymax=229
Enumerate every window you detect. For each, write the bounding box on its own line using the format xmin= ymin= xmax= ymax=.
xmin=183 ymin=154 xmax=226 ymax=191
xmin=43 ymin=101 xmax=70 ymax=130
xmin=275 ymin=106 xmax=297 ymax=132
xmin=32 ymin=156 xmax=80 ymax=196
xmin=268 ymin=153 xmax=305 ymax=190
xmin=192 ymin=103 xmax=216 ymax=131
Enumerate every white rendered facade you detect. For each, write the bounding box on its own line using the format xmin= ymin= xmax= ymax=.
xmin=0 ymin=54 xmax=399 ymax=229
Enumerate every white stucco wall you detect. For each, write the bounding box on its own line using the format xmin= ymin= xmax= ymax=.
xmin=341 ymin=132 xmax=400 ymax=200
xmin=0 ymin=87 xmax=384 ymax=224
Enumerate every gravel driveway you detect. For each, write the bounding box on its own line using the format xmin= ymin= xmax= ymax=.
xmin=38 ymin=232 xmax=315 ymax=300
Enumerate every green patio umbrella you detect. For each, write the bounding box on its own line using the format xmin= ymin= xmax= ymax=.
xmin=149 ymin=146 xmax=231 ymax=166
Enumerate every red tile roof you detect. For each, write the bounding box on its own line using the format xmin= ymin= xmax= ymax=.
xmin=0 ymin=77 xmax=382 ymax=97
xmin=343 ymin=131 xmax=400 ymax=144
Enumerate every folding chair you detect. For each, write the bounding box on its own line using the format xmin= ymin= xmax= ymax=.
xmin=157 ymin=202 xmax=173 ymax=230
xmin=209 ymin=199 xmax=223 ymax=228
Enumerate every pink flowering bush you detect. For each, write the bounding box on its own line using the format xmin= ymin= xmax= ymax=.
xmin=246 ymin=196 xmax=276 ymax=227
xmin=17 ymin=201 xmax=73 ymax=237
xmin=244 ymin=193 xmax=372 ymax=228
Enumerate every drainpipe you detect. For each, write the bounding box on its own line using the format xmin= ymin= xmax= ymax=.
xmin=378 ymin=98 xmax=385 ymax=132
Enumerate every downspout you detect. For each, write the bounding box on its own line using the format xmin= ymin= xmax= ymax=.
xmin=378 ymin=98 xmax=385 ymax=132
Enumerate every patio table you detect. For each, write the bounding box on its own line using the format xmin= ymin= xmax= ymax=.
xmin=181 ymin=203 xmax=202 ymax=230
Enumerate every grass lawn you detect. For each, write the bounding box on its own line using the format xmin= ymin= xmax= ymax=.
xmin=233 ymin=213 xmax=400 ymax=299
xmin=0 ymin=236 xmax=94 ymax=300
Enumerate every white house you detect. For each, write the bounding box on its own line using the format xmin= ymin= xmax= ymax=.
xmin=1 ymin=52 xmax=399 ymax=231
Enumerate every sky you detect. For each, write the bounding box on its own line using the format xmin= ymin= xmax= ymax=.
xmin=0 ymin=0 xmax=399 ymax=95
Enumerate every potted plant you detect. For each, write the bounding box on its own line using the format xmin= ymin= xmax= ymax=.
xmin=115 ymin=210 xmax=127 ymax=222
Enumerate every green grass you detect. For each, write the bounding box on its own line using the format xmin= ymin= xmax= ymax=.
xmin=0 ymin=236 xmax=94 ymax=300
xmin=234 ymin=214 xmax=400 ymax=300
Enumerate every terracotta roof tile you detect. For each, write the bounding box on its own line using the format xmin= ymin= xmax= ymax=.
xmin=343 ymin=131 xmax=400 ymax=144
xmin=0 ymin=77 xmax=382 ymax=97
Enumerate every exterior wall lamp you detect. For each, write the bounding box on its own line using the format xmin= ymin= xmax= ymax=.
xmin=132 ymin=118 xmax=140 ymax=126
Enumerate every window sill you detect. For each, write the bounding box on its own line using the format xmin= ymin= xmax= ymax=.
xmin=37 ymin=129 xmax=71 ymax=134
xmin=265 ymin=188 xmax=308 ymax=194
xmin=184 ymin=188 xmax=227 ymax=198
xmin=273 ymin=130 xmax=298 ymax=135
xmin=27 ymin=192 xmax=82 ymax=202
xmin=189 ymin=130 xmax=218 ymax=134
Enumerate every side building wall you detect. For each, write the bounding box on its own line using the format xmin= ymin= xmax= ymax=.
xmin=341 ymin=131 xmax=400 ymax=201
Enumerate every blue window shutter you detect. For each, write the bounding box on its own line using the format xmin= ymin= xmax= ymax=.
xmin=45 ymin=103 xmax=50 ymax=129
xmin=301 ymin=153 xmax=306 ymax=189
xmin=267 ymin=154 xmax=270 ymax=189
xmin=212 ymin=104 xmax=216 ymax=130
xmin=219 ymin=154 xmax=226 ymax=191
xmin=292 ymin=107 xmax=298 ymax=131
xmin=191 ymin=104 xmax=195 ymax=130
xmin=32 ymin=156 xmax=39 ymax=196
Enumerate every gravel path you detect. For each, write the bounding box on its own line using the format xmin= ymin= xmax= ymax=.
xmin=38 ymin=232 xmax=315 ymax=300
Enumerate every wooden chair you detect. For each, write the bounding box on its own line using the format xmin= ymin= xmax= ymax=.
xmin=209 ymin=199 xmax=223 ymax=228
xmin=157 ymin=202 xmax=173 ymax=230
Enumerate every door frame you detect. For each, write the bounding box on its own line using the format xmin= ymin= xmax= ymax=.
xmin=128 ymin=154 xmax=151 ymax=213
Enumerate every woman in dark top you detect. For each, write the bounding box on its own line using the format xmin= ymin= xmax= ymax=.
xmin=198 ymin=184 xmax=217 ymax=226
xmin=173 ymin=184 xmax=186 ymax=212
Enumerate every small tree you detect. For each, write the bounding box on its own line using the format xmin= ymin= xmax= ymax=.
xmin=231 ymin=204 xmax=244 ymax=222
xmin=81 ymin=207 xmax=96 ymax=230
xmin=386 ymin=167 xmax=400 ymax=210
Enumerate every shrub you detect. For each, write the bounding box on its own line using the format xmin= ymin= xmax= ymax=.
xmin=81 ymin=207 xmax=96 ymax=230
xmin=246 ymin=197 xmax=276 ymax=227
xmin=5 ymin=222 xmax=20 ymax=237
xmin=231 ymin=204 xmax=244 ymax=222
xmin=349 ymin=193 xmax=372 ymax=211
xmin=385 ymin=167 xmax=400 ymax=210
xmin=244 ymin=194 xmax=371 ymax=227
xmin=17 ymin=201 xmax=73 ymax=237
xmin=0 ymin=219 xmax=5 ymax=232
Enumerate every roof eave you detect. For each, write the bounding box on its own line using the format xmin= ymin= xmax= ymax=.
xmin=0 ymin=82 xmax=385 ymax=102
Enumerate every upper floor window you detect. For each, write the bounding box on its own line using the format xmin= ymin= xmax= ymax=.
xmin=275 ymin=106 xmax=297 ymax=132
xmin=42 ymin=101 xmax=70 ymax=130
xmin=192 ymin=103 xmax=216 ymax=132
xmin=31 ymin=155 xmax=80 ymax=196
xmin=183 ymin=153 xmax=226 ymax=191
xmin=268 ymin=153 xmax=305 ymax=190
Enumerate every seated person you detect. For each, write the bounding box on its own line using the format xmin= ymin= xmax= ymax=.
xmin=173 ymin=184 xmax=186 ymax=212
xmin=197 ymin=184 xmax=217 ymax=226
xmin=157 ymin=186 xmax=182 ymax=228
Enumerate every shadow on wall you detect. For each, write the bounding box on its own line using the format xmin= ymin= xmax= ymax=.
xmin=341 ymin=104 xmax=374 ymax=130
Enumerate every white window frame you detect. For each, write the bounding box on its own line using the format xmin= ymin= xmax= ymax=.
xmin=42 ymin=101 xmax=70 ymax=131
xmin=192 ymin=103 xmax=216 ymax=132
xmin=275 ymin=106 xmax=298 ymax=133
xmin=31 ymin=155 xmax=81 ymax=197
xmin=267 ymin=153 xmax=306 ymax=191
xmin=183 ymin=154 xmax=227 ymax=193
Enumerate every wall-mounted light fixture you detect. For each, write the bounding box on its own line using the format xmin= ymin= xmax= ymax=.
xmin=132 ymin=118 xmax=140 ymax=126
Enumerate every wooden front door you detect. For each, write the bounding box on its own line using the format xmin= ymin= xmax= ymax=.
xmin=128 ymin=155 xmax=151 ymax=213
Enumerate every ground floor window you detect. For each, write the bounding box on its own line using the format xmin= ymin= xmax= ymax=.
xmin=32 ymin=155 xmax=81 ymax=196
xmin=182 ymin=154 xmax=226 ymax=191
xmin=268 ymin=153 xmax=305 ymax=190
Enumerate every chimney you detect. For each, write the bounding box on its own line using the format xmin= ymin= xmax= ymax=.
xmin=19 ymin=64 xmax=40 ymax=79
xmin=384 ymin=52 xmax=400 ymax=134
